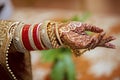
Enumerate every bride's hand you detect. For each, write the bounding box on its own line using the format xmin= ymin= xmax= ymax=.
xmin=58 ymin=22 xmax=115 ymax=50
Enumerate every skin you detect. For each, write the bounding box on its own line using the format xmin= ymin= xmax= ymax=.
xmin=58 ymin=22 xmax=115 ymax=56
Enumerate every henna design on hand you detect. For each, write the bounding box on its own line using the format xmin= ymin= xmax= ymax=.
xmin=58 ymin=22 xmax=116 ymax=56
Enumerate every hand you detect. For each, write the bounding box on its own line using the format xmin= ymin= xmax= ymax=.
xmin=58 ymin=22 xmax=115 ymax=56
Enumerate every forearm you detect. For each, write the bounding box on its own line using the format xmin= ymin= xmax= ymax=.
xmin=12 ymin=21 xmax=62 ymax=53
xmin=0 ymin=20 xmax=115 ymax=56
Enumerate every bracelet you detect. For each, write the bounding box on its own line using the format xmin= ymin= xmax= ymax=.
xmin=47 ymin=22 xmax=63 ymax=48
xmin=29 ymin=24 xmax=38 ymax=50
xmin=13 ymin=22 xmax=27 ymax=53
xmin=40 ymin=21 xmax=53 ymax=49
xmin=55 ymin=23 xmax=63 ymax=46
xmin=37 ymin=23 xmax=46 ymax=49
xmin=13 ymin=22 xmax=47 ymax=52
xmin=32 ymin=23 xmax=46 ymax=50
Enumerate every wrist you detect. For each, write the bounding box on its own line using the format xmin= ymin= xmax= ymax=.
xmin=13 ymin=22 xmax=46 ymax=53
xmin=40 ymin=21 xmax=64 ymax=49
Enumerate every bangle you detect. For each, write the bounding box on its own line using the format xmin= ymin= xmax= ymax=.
xmin=13 ymin=22 xmax=27 ymax=53
xmin=13 ymin=23 xmax=47 ymax=52
xmin=38 ymin=23 xmax=46 ymax=49
xmin=22 ymin=24 xmax=34 ymax=51
xmin=55 ymin=23 xmax=63 ymax=46
xmin=40 ymin=21 xmax=53 ymax=49
xmin=47 ymin=22 xmax=60 ymax=48
xmin=33 ymin=23 xmax=46 ymax=50
xmin=29 ymin=24 xmax=38 ymax=50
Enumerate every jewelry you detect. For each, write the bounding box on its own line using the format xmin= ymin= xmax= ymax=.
xmin=22 ymin=24 xmax=34 ymax=50
xmin=55 ymin=23 xmax=63 ymax=46
xmin=29 ymin=24 xmax=38 ymax=50
xmin=37 ymin=23 xmax=46 ymax=49
xmin=13 ymin=22 xmax=27 ymax=53
xmin=40 ymin=21 xmax=53 ymax=49
xmin=47 ymin=22 xmax=61 ymax=48
xmin=14 ymin=22 xmax=46 ymax=52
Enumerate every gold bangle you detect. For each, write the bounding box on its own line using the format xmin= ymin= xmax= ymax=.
xmin=47 ymin=22 xmax=60 ymax=48
xmin=55 ymin=23 xmax=63 ymax=46
xmin=40 ymin=21 xmax=53 ymax=49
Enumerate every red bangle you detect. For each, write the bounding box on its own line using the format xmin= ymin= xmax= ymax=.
xmin=33 ymin=24 xmax=44 ymax=50
xmin=22 ymin=24 xmax=33 ymax=50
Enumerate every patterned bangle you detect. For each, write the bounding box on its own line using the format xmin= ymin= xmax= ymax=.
xmin=40 ymin=21 xmax=53 ymax=49
xmin=47 ymin=22 xmax=61 ymax=48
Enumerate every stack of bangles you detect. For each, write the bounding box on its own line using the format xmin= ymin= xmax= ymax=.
xmin=13 ymin=21 xmax=64 ymax=53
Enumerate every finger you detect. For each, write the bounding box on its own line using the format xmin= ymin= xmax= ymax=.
xmin=101 ymin=43 xmax=116 ymax=49
xmin=102 ymin=36 xmax=116 ymax=43
xmin=96 ymin=32 xmax=106 ymax=45
xmin=98 ymin=32 xmax=106 ymax=42
xmin=98 ymin=35 xmax=116 ymax=46
xmin=82 ymin=23 xmax=103 ymax=33
xmin=88 ymin=32 xmax=105 ymax=50
xmin=88 ymin=38 xmax=96 ymax=50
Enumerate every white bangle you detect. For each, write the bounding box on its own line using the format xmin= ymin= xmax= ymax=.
xmin=13 ymin=22 xmax=27 ymax=53
xmin=40 ymin=21 xmax=53 ymax=49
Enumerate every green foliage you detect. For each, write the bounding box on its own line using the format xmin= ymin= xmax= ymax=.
xmin=71 ymin=12 xmax=91 ymax=22
xmin=41 ymin=48 xmax=71 ymax=62
xmin=61 ymin=12 xmax=91 ymax=23
xmin=51 ymin=51 xmax=76 ymax=80
xmin=51 ymin=60 xmax=65 ymax=80
xmin=63 ymin=54 xmax=76 ymax=80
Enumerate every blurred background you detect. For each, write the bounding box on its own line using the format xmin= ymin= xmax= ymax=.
xmin=0 ymin=0 xmax=120 ymax=80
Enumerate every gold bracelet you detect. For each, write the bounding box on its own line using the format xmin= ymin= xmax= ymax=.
xmin=55 ymin=23 xmax=63 ymax=46
xmin=47 ymin=22 xmax=60 ymax=48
